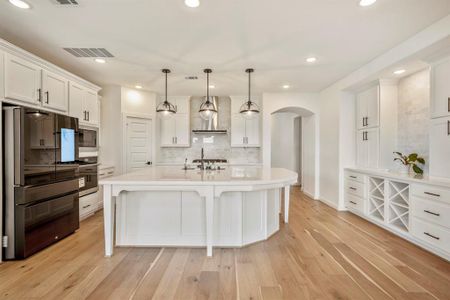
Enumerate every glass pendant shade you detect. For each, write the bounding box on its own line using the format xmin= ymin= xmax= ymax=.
xmin=239 ymin=68 xmax=259 ymax=119
xmin=199 ymin=69 xmax=217 ymax=120
xmin=157 ymin=69 xmax=176 ymax=119
xmin=239 ymin=101 xmax=260 ymax=120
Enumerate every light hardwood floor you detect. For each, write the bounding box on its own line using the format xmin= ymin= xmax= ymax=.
xmin=0 ymin=187 xmax=449 ymax=299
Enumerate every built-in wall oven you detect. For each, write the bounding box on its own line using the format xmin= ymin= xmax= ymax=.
xmin=78 ymin=126 xmax=98 ymax=152
xmin=78 ymin=156 xmax=99 ymax=197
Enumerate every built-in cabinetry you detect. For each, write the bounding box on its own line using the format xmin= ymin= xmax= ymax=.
xmin=355 ymin=81 xmax=397 ymax=169
xmin=429 ymin=56 xmax=450 ymax=179
xmin=159 ymin=97 xmax=190 ymax=147
xmin=345 ymin=169 xmax=450 ymax=261
xmin=230 ymin=96 xmax=261 ymax=147
xmin=0 ymin=38 xmax=100 ymax=126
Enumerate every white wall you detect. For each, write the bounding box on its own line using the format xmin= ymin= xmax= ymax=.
xmin=302 ymin=115 xmax=316 ymax=199
xmin=319 ymin=15 xmax=450 ymax=210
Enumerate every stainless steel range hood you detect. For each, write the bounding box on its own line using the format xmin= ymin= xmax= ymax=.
xmin=192 ymin=96 xmax=227 ymax=134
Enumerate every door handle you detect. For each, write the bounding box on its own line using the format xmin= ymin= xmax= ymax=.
xmin=45 ymin=91 xmax=49 ymax=104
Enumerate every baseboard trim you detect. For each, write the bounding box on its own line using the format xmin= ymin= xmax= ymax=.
xmin=319 ymin=197 xmax=339 ymax=210
xmin=302 ymin=190 xmax=317 ymax=200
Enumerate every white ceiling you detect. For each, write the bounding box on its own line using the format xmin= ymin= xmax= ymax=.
xmin=0 ymin=0 xmax=449 ymax=95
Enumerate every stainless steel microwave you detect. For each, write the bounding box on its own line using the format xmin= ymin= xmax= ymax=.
xmin=78 ymin=126 xmax=98 ymax=152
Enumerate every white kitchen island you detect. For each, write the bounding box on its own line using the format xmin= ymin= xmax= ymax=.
xmin=100 ymin=166 xmax=297 ymax=257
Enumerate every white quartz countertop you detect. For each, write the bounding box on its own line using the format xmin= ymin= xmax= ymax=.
xmin=345 ymin=167 xmax=450 ymax=188
xmin=100 ymin=166 xmax=297 ymax=186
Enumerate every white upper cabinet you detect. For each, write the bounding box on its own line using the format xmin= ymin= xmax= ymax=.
xmin=0 ymin=51 xmax=4 ymax=100
xmin=230 ymin=95 xmax=261 ymax=147
xmin=356 ymin=85 xmax=379 ymax=130
xmin=68 ymin=82 xmax=99 ymax=126
xmin=429 ymin=117 xmax=450 ymax=178
xmin=356 ymin=128 xmax=379 ymax=169
xmin=41 ymin=69 xmax=68 ymax=112
xmin=231 ymin=114 xmax=246 ymax=146
xmin=4 ymin=53 xmax=41 ymax=105
xmin=159 ymin=97 xmax=190 ymax=147
xmin=431 ymin=57 xmax=450 ymax=119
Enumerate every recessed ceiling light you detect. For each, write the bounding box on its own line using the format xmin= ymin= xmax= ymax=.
xmin=306 ymin=57 xmax=317 ymax=63
xmin=94 ymin=58 xmax=106 ymax=64
xmin=393 ymin=69 xmax=406 ymax=75
xmin=359 ymin=0 xmax=377 ymax=7
xmin=209 ymin=85 xmax=215 ymax=89
xmin=185 ymin=0 xmax=200 ymax=8
xmin=9 ymin=0 xmax=30 ymax=9
xmin=282 ymin=84 xmax=290 ymax=89
xmin=135 ymin=85 xmax=142 ymax=89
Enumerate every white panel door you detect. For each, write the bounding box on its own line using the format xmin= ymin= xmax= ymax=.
xmin=245 ymin=117 xmax=260 ymax=147
xmin=125 ymin=116 xmax=152 ymax=173
xmin=175 ymin=114 xmax=190 ymax=146
xmin=431 ymin=58 xmax=450 ymax=119
xmin=430 ymin=117 xmax=450 ymax=178
xmin=231 ymin=114 xmax=246 ymax=147
xmin=69 ymin=82 xmax=85 ymax=121
xmin=160 ymin=117 xmax=175 ymax=147
xmin=4 ymin=53 xmax=41 ymax=105
xmin=83 ymin=89 xmax=99 ymax=125
xmin=42 ymin=70 xmax=68 ymax=112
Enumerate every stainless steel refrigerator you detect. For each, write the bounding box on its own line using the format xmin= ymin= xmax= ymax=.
xmin=3 ymin=106 xmax=80 ymax=259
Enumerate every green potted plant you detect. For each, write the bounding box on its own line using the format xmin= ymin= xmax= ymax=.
xmin=393 ymin=152 xmax=425 ymax=175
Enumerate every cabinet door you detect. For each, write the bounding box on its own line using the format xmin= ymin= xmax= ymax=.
xmin=366 ymin=86 xmax=380 ymax=128
xmin=69 ymin=82 xmax=85 ymax=121
xmin=429 ymin=117 xmax=450 ymax=178
xmin=83 ymin=89 xmax=99 ymax=126
xmin=245 ymin=117 xmax=260 ymax=147
xmin=174 ymin=97 xmax=190 ymax=114
xmin=431 ymin=58 xmax=450 ymax=119
xmin=4 ymin=53 xmax=42 ymax=105
xmin=175 ymin=114 xmax=190 ymax=146
xmin=160 ymin=117 xmax=175 ymax=147
xmin=366 ymin=128 xmax=380 ymax=169
xmin=356 ymin=131 xmax=368 ymax=167
xmin=231 ymin=114 xmax=246 ymax=147
xmin=42 ymin=70 xmax=68 ymax=113
xmin=356 ymin=91 xmax=368 ymax=130
xmin=0 ymin=51 xmax=4 ymax=100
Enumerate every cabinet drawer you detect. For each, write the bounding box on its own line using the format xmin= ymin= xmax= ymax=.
xmin=345 ymin=193 xmax=364 ymax=213
xmin=412 ymin=217 xmax=450 ymax=253
xmin=345 ymin=180 xmax=365 ymax=198
xmin=412 ymin=196 xmax=450 ymax=229
xmin=411 ymin=184 xmax=450 ymax=204
xmin=79 ymin=195 xmax=95 ymax=218
xmin=345 ymin=171 xmax=365 ymax=183
xmin=99 ymin=167 xmax=115 ymax=178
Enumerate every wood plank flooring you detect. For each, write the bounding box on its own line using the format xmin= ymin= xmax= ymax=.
xmin=0 ymin=187 xmax=449 ymax=299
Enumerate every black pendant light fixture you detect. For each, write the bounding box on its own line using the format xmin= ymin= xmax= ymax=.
xmin=199 ymin=68 xmax=218 ymax=120
xmin=156 ymin=69 xmax=177 ymax=118
xmin=239 ymin=68 xmax=260 ymax=119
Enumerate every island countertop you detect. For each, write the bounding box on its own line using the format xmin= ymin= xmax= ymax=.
xmin=99 ymin=166 xmax=298 ymax=186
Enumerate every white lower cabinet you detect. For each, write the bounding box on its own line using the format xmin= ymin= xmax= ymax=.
xmin=344 ymin=169 xmax=450 ymax=260
xmin=79 ymin=192 xmax=98 ymax=220
xmin=429 ymin=117 xmax=450 ymax=178
xmin=356 ymin=128 xmax=379 ymax=169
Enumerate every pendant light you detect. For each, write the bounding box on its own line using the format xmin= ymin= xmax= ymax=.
xmin=156 ymin=69 xmax=177 ymax=119
xmin=239 ymin=68 xmax=260 ymax=119
xmin=199 ymin=69 xmax=218 ymax=120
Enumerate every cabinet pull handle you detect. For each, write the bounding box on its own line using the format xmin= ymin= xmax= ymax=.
xmin=349 ymin=176 xmax=357 ymax=179
xmin=349 ymin=187 xmax=357 ymax=191
xmin=447 ymin=120 xmax=450 ymax=136
xmin=424 ymin=210 xmax=440 ymax=217
xmin=424 ymin=232 xmax=440 ymax=240
xmin=45 ymin=91 xmax=49 ymax=104
xmin=362 ymin=117 xmax=365 ymax=127
xmin=82 ymin=204 xmax=91 ymax=209
xmin=87 ymin=111 xmax=90 ymax=121
xmin=424 ymin=191 xmax=440 ymax=197
xmin=349 ymin=201 xmax=357 ymax=205
xmin=448 ymin=97 xmax=450 ymax=112
xmin=37 ymin=88 xmax=42 ymax=102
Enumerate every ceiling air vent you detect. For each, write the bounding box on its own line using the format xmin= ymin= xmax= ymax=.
xmin=63 ymin=48 xmax=114 ymax=58
xmin=51 ymin=0 xmax=79 ymax=5
xmin=185 ymin=76 xmax=198 ymax=80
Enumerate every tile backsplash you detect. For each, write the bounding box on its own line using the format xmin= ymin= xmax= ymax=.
xmin=157 ymin=96 xmax=261 ymax=164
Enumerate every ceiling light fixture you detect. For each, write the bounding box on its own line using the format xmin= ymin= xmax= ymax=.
xmin=156 ymin=69 xmax=177 ymax=119
xmin=135 ymin=85 xmax=142 ymax=89
xmin=199 ymin=69 xmax=218 ymax=120
xmin=306 ymin=57 xmax=317 ymax=63
xmin=8 ymin=0 xmax=30 ymax=9
xmin=94 ymin=58 xmax=106 ymax=64
xmin=282 ymin=84 xmax=290 ymax=89
xmin=239 ymin=68 xmax=260 ymax=120
xmin=359 ymin=0 xmax=377 ymax=7
xmin=185 ymin=0 xmax=200 ymax=8
xmin=393 ymin=69 xmax=406 ymax=75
